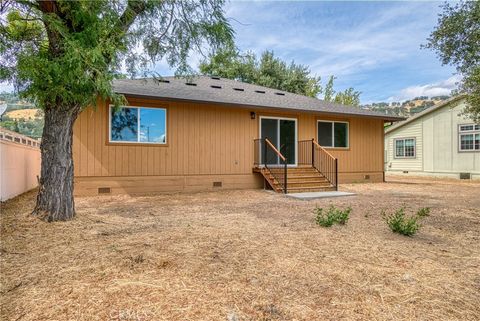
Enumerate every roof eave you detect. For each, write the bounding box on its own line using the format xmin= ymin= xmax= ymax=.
xmin=117 ymin=92 xmax=405 ymax=122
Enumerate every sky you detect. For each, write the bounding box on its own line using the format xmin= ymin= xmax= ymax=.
xmin=0 ymin=1 xmax=459 ymax=104
xmin=221 ymin=1 xmax=458 ymax=103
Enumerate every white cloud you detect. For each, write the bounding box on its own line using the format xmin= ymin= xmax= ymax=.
xmin=388 ymin=75 xmax=460 ymax=102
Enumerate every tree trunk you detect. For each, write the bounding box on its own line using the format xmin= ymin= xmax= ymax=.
xmin=33 ymin=103 xmax=81 ymax=222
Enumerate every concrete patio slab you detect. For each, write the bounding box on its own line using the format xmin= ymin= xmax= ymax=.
xmin=287 ymin=191 xmax=356 ymax=200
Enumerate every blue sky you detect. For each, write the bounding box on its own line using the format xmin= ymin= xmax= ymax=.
xmin=0 ymin=1 xmax=459 ymax=104
xmin=221 ymin=1 xmax=458 ymax=103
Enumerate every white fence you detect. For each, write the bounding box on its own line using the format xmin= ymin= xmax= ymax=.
xmin=0 ymin=128 xmax=41 ymax=201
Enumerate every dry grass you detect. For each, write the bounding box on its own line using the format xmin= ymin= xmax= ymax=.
xmin=4 ymin=109 xmax=41 ymax=121
xmin=1 ymin=175 xmax=479 ymax=321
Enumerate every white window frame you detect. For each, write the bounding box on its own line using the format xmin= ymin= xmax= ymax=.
xmin=108 ymin=105 xmax=167 ymax=144
xmin=458 ymin=123 xmax=480 ymax=152
xmin=317 ymin=120 xmax=349 ymax=149
xmin=394 ymin=137 xmax=416 ymax=159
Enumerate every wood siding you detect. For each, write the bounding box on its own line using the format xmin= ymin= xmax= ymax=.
xmin=73 ymin=97 xmax=386 ymax=195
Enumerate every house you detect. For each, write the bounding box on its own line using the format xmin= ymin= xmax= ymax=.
xmin=72 ymin=76 xmax=402 ymax=196
xmin=384 ymin=96 xmax=480 ymax=179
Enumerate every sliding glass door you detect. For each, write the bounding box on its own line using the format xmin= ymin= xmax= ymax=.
xmin=260 ymin=117 xmax=297 ymax=165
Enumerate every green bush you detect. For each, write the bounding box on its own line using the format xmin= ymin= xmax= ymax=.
xmin=416 ymin=207 xmax=431 ymax=217
xmin=315 ymin=205 xmax=352 ymax=227
xmin=383 ymin=207 xmax=430 ymax=236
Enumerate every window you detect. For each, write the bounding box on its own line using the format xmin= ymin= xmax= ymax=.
xmin=394 ymin=138 xmax=416 ymax=158
xmin=317 ymin=121 xmax=349 ymax=148
xmin=458 ymin=123 xmax=480 ymax=152
xmin=109 ymin=106 xmax=167 ymax=144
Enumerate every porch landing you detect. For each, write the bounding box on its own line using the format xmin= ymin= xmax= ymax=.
xmin=286 ymin=191 xmax=356 ymax=200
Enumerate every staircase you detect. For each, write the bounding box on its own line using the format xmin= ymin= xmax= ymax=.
xmin=258 ymin=166 xmax=336 ymax=193
xmin=253 ymin=138 xmax=338 ymax=194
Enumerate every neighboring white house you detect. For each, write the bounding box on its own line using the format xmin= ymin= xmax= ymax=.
xmin=385 ymin=96 xmax=480 ymax=179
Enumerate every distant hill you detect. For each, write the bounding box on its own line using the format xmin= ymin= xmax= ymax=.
xmin=361 ymin=96 xmax=451 ymax=117
xmin=0 ymin=93 xmax=43 ymax=139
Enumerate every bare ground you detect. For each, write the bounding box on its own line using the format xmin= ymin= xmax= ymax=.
xmin=1 ymin=175 xmax=479 ymax=321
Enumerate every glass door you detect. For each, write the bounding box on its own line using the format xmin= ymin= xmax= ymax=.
xmin=260 ymin=117 xmax=297 ymax=165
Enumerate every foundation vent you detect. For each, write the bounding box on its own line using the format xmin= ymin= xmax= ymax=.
xmin=460 ymin=173 xmax=471 ymax=180
xmin=213 ymin=181 xmax=222 ymax=187
xmin=403 ymin=171 xmax=409 ymax=174
xmin=98 ymin=187 xmax=111 ymax=194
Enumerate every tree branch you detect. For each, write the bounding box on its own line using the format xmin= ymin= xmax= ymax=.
xmin=117 ymin=0 xmax=148 ymax=33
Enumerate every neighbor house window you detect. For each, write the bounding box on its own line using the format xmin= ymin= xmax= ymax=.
xmin=109 ymin=106 xmax=167 ymax=144
xmin=458 ymin=123 xmax=480 ymax=151
xmin=394 ymin=138 xmax=416 ymax=158
xmin=317 ymin=121 xmax=349 ymax=148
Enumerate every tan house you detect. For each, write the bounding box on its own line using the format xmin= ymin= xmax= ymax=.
xmin=385 ymin=96 xmax=480 ymax=179
xmin=72 ymin=76 xmax=401 ymax=196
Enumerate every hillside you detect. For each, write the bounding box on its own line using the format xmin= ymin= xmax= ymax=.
xmin=361 ymin=95 xmax=450 ymax=117
xmin=0 ymin=93 xmax=43 ymax=139
xmin=5 ymin=108 xmax=43 ymax=121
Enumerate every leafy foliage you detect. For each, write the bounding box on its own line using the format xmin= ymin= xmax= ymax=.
xmin=0 ymin=0 xmax=234 ymax=111
xmin=416 ymin=207 xmax=431 ymax=218
xmin=382 ymin=207 xmax=431 ymax=236
xmin=200 ymin=48 xmax=322 ymax=97
xmin=314 ymin=205 xmax=352 ymax=227
xmin=200 ymin=49 xmax=361 ymax=105
xmin=424 ymin=1 xmax=480 ymax=122
xmin=0 ymin=115 xmax=43 ymax=138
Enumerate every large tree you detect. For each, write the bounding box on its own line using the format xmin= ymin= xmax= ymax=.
xmin=0 ymin=0 xmax=233 ymax=221
xmin=199 ymin=48 xmax=361 ymax=105
xmin=424 ymin=1 xmax=480 ymax=122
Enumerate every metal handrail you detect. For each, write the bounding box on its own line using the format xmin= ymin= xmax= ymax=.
xmin=312 ymin=139 xmax=338 ymax=190
xmin=254 ymin=138 xmax=288 ymax=193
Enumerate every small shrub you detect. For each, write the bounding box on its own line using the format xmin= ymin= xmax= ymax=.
xmin=336 ymin=207 xmax=352 ymax=225
xmin=314 ymin=207 xmax=337 ymax=227
xmin=416 ymin=207 xmax=431 ymax=217
xmin=315 ymin=205 xmax=352 ymax=227
xmin=383 ymin=207 xmax=423 ymax=236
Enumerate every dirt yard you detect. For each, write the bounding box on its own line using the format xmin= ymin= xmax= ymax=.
xmin=1 ymin=175 xmax=479 ymax=321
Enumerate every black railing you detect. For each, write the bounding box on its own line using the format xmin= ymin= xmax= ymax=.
xmin=253 ymin=138 xmax=288 ymax=194
xmin=297 ymin=138 xmax=338 ymax=190
xmin=312 ymin=140 xmax=338 ymax=190
xmin=298 ymin=139 xmax=314 ymax=166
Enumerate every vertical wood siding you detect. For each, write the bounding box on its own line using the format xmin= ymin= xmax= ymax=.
xmin=73 ymin=97 xmax=385 ymax=178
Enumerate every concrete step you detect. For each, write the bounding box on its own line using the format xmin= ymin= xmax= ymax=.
xmin=286 ymin=186 xmax=336 ymax=193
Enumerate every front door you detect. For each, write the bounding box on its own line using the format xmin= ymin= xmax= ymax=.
xmin=260 ymin=117 xmax=297 ymax=165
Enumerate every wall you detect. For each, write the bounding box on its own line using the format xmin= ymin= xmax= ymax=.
xmin=385 ymin=99 xmax=480 ymax=179
xmin=385 ymin=118 xmax=423 ymax=172
xmin=73 ymin=97 xmax=386 ymax=195
xmin=0 ymin=130 xmax=41 ymax=201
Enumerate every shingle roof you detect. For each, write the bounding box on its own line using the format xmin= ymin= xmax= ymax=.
xmin=385 ymin=95 xmax=466 ymax=134
xmin=113 ymin=76 xmax=403 ymax=121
